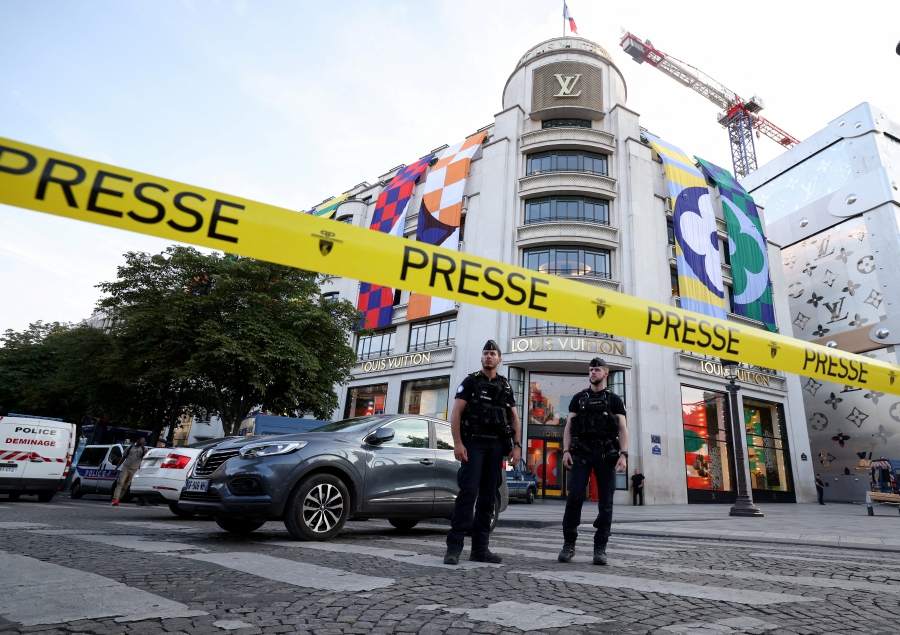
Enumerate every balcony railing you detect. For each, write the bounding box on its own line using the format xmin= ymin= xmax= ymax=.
xmin=524 ymin=216 xmax=610 ymax=226
xmin=541 ymin=269 xmax=612 ymax=279
xmin=525 ymin=167 xmax=609 ymax=178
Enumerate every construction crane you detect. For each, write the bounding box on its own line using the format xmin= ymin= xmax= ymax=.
xmin=620 ymin=31 xmax=799 ymax=179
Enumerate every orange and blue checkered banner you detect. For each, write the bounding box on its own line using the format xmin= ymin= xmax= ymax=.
xmin=407 ymin=131 xmax=488 ymax=320
xmin=644 ymin=134 xmax=728 ymax=320
xmin=357 ymin=155 xmax=433 ymax=329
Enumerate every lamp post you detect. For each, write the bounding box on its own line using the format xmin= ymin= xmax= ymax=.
xmin=720 ymin=359 xmax=764 ymax=517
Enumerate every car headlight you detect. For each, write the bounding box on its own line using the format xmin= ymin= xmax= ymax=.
xmin=238 ymin=440 xmax=307 ymax=458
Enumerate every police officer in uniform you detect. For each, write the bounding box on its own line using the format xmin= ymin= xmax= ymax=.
xmin=558 ymin=357 xmax=628 ymax=565
xmin=444 ymin=340 xmax=522 ymax=565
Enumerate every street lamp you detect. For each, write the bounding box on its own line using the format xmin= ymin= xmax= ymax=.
xmin=720 ymin=359 xmax=764 ymax=517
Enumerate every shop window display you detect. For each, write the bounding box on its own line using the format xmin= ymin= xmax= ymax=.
xmin=681 ymin=386 xmax=736 ymax=498
xmin=744 ymin=398 xmax=793 ymax=493
xmin=399 ymin=377 xmax=450 ymax=420
xmin=345 ymin=384 xmax=388 ymax=419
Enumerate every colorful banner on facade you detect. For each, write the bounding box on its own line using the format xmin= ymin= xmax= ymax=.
xmin=696 ymin=158 xmax=777 ymax=332
xmin=644 ymin=133 xmax=727 ymax=320
xmin=408 ymin=130 xmax=488 ymax=320
xmin=309 ymin=192 xmax=350 ymax=218
xmin=357 ymin=156 xmax=434 ymax=329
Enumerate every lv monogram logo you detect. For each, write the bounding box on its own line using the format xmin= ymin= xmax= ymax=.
xmin=553 ymin=74 xmax=582 ymax=98
xmin=824 ymin=297 xmax=848 ymax=324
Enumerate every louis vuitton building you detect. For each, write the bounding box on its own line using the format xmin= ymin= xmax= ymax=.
xmin=319 ymin=37 xmax=816 ymax=505
xmin=742 ymin=103 xmax=900 ymax=502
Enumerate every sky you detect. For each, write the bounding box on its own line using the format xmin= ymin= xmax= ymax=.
xmin=1 ymin=0 xmax=899 ymax=333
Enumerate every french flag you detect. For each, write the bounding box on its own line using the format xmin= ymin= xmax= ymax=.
xmin=563 ymin=2 xmax=578 ymax=35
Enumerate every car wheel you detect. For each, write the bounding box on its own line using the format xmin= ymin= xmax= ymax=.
xmin=7 ymin=493 xmax=20 ymax=501
xmin=388 ymin=518 xmax=419 ymax=531
xmin=169 ymin=501 xmax=196 ymax=518
xmin=284 ymin=474 xmax=350 ymax=541
xmin=489 ymin=493 xmax=501 ymax=532
xmin=70 ymin=481 xmax=83 ymax=499
xmin=214 ymin=516 xmax=266 ymax=534
xmin=38 ymin=492 xmax=54 ymax=503
xmin=525 ymin=488 xmax=535 ymax=504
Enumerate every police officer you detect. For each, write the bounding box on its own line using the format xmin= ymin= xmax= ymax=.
xmin=557 ymin=357 xmax=628 ymax=565
xmin=444 ymin=340 xmax=522 ymax=565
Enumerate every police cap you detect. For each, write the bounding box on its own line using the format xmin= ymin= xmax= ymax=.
xmin=589 ymin=357 xmax=607 ymax=368
xmin=483 ymin=340 xmax=501 ymax=352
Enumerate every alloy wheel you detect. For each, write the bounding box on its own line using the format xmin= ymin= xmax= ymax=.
xmin=302 ymin=483 xmax=344 ymax=533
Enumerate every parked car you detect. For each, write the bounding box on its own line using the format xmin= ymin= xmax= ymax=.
xmin=70 ymin=444 xmax=126 ymax=500
xmin=238 ymin=414 xmax=329 ymax=436
xmin=130 ymin=438 xmax=233 ymax=516
xmin=0 ymin=413 xmax=75 ymax=502
xmin=506 ymin=459 xmax=538 ymax=504
xmin=177 ymin=414 xmax=509 ymax=540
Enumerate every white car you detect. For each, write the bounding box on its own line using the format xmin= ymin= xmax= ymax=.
xmin=131 ymin=438 xmax=230 ymax=517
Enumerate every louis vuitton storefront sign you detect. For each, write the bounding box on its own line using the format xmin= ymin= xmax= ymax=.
xmin=510 ymin=336 xmax=624 ymax=356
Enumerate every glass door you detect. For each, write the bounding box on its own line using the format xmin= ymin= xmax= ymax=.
xmin=526 ymin=439 xmax=567 ymax=499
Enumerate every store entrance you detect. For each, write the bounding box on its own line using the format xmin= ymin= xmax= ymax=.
xmin=526 ymin=438 xmax=568 ymax=499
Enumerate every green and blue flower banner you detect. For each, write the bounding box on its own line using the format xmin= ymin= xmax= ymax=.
xmin=695 ymin=158 xmax=777 ymax=332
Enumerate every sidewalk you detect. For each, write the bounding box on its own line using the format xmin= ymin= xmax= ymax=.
xmin=476 ymin=499 xmax=900 ymax=553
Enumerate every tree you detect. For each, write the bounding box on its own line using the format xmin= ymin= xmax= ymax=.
xmin=98 ymin=247 xmax=361 ymax=436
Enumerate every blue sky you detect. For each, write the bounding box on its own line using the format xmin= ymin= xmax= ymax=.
xmin=2 ymin=0 xmax=898 ymax=332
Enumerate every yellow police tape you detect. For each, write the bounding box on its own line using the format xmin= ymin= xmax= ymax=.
xmin=1 ymin=136 xmax=898 ymax=393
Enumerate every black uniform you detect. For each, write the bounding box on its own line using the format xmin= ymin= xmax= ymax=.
xmin=631 ymin=472 xmax=645 ymax=506
xmin=815 ymin=476 xmax=825 ymax=505
xmin=561 ymin=386 xmax=626 ymax=546
xmin=446 ymin=370 xmax=516 ymax=553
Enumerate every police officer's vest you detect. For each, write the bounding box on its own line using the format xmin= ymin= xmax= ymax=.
xmin=572 ymin=389 xmax=619 ymax=441
xmin=462 ymin=372 xmax=513 ymax=438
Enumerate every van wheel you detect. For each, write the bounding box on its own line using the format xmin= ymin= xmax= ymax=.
xmin=214 ymin=516 xmax=266 ymax=534
xmin=169 ymin=501 xmax=196 ymax=518
xmin=525 ymin=488 xmax=535 ymax=504
xmin=388 ymin=518 xmax=419 ymax=531
xmin=284 ymin=474 xmax=350 ymax=541
xmin=7 ymin=493 xmax=20 ymax=501
xmin=70 ymin=481 xmax=83 ymax=499
xmin=38 ymin=492 xmax=54 ymax=503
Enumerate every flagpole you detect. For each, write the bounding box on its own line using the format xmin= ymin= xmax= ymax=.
xmin=563 ymin=1 xmax=565 ymax=37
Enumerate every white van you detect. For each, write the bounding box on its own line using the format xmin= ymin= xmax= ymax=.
xmin=0 ymin=414 xmax=76 ymax=502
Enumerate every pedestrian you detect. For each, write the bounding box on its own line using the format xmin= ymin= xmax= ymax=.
xmin=444 ymin=340 xmax=522 ymax=565
xmin=631 ymin=468 xmax=645 ymax=506
xmin=111 ymin=436 xmax=148 ymax=506
xmin=815 ymin=473 xmax=825 ymax=505
xmin=558 ymin=358 xmax=628 ymax=565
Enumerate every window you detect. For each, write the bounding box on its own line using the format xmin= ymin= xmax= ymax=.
xmin=681 ymin=386 xmax=736 ymax=498
xmin=542 ymin=119 xmax=591 ymax=129
xmin=727 ymin=285 xmax=735 ymax=313
xmin=356 ymin=330 xmax=396 ymax=360
xmin=508 ymin=367 xmax=525 ymax=421
xmin=670 ymin=269 xmax=680 ymax=297
xmin=362 ymin=195 xmax=372 ymax=203
xmin=744 ymin=398 xmax=793 ymax=493
xmin=399 ymin=377 xmax=450 ymax=420
xmin=108 ymin=447 xmax=122 ymax=466
xmin=526 ymin=150 xmax=608 ymax=176
xmin=393 ymin=288 xmax=402 ymax=306
xmin=77 ymin=447 xmax=108 ymax=467
xmin=408 ymin=316 xmax=456 ymax=352
xmin=524 ymin=247 xmax=610 ymax=278
xmin=336 ymin=214 xmax=353 ymax=224
xmin=721 ymin=238 xmax=731 ymax=266
xmin=381 ymin=418 xmax=429 ymax=449
xmin=344 ymin=384 xmax=388 ymax=418
xmin=524 ymin=196 xmax=609 ymax=225
xmin=666 ymin=219 xmax=675 ymax=245
xmin=435 ymin=423 xmax=454 ymax=451
xmin=323 ymin=292 xmax=339 ymax=302
xmin=607 ymin=370 xmax=626 ymax=405
xmin=519 ymin=316 xmax=610 ymax=338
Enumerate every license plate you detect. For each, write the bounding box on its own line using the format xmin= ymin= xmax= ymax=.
xmin=0 ymin=466 xmax=16 ymax=473
xmin=185 ymin=479 xmax=210 ymax=492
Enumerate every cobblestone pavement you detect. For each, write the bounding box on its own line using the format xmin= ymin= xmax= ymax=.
xmin=1 ymin=496 xmax=899 ymax=635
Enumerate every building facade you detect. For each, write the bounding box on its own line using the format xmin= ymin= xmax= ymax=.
xmin=743 ymin=102 xmax=900 ymax=502
xmin=323 ymin=37 xmax=816 ymax=505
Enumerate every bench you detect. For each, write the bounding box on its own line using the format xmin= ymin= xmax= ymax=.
xmin=865 ymin=491 xmax=900 ymax=515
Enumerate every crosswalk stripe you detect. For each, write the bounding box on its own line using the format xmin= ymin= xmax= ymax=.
xmin=29 ymin=530 xmax=206 ymax=553
xmin=513 ymin=570 xmax=821 ymax=606
xmin=0 ymin=551 xmax=206 ymax=626
xmin=266 ymin=540 xmax=502 ymax=570
xmin=181 ymin=552 xmax=395 ymax=591
xmin=391 ymin=537 xmax=662 ymax=559
xmin=749 ymin=551 xmax=900 ymax=570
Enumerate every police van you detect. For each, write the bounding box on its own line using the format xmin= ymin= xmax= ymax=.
xmin=0 ymin=413 xmax=76 ymax=502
